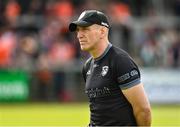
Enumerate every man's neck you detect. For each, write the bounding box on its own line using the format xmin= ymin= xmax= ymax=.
xmin=90 ymin=39 xmax=109 ymax=59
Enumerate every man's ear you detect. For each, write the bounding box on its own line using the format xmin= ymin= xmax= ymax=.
xmin=100 ymin=27 xmax=106 ymax=38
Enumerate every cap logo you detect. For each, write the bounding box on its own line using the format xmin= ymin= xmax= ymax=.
xmin=101 ymin=22 xmax=109 ymax=27
xmin=78 ymin=11 xmax=86 ymax=21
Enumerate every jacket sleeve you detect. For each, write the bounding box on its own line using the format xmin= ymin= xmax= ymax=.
xmin=115 ymin=54 xmax=141 ymax=90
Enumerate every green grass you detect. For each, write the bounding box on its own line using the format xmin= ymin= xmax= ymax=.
xmin=0 ymin=103 xmax=180 ymax=126
xmin=152 ymin=105 xmax=180 ymax=126
xmin=0 ymin=103 xmax=89 ymax=126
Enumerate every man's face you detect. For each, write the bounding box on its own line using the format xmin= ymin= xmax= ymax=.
xmin=76 ymin=24 xmax=101 ymax=51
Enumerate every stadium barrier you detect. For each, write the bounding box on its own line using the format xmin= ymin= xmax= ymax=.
xmin=0 ymin=69 xmax=29 ymax=102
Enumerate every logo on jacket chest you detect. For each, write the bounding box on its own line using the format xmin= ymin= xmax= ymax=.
xmin=86 ymin=65 xmax=109 ymax=77
xmin=101 ymin=66 xmax=109 ymax=76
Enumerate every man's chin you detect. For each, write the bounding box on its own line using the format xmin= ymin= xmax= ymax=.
xmin=81 ymin=47 xmax=89 ymax=51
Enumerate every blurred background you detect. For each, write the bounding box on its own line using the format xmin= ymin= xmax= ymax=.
xmin=0 ymin=0 xmax=180 ymax=126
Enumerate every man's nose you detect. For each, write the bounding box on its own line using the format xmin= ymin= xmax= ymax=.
xmin=77 ymin=31 xmax=83 ymax=39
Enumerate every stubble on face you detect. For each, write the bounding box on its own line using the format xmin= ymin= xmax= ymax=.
xmin=77 ymin=25 xmax=102 ymax=52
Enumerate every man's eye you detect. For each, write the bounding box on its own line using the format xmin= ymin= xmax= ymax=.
xmin=83 ymin=27 xmax=90 ymax=31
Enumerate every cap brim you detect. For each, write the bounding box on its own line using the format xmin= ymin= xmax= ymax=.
xmin=69 ymin=21 xmax=92 ymax=32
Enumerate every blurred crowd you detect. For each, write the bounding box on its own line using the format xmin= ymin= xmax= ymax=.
xmin=0 ymin=0 xmax=180 ymax=102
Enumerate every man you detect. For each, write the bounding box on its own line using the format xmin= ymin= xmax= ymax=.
xmin=69 ymin=10 xmax=151 ymax=126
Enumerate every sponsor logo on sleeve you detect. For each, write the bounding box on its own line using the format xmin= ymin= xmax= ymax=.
xmin=118 ymin=69 xmax=139 ymax=83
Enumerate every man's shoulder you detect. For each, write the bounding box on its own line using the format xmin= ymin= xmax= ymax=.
xmin=110 ymin=45 xmax=138 ymax=69
xmin=109 ymin=45 xmax=137 ymax=68
xmin=110 ymin=45 xmax=130 ymax=59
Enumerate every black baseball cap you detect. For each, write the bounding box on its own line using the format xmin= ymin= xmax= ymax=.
xmin=69 ymin=10 xmax=109 ymax=32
